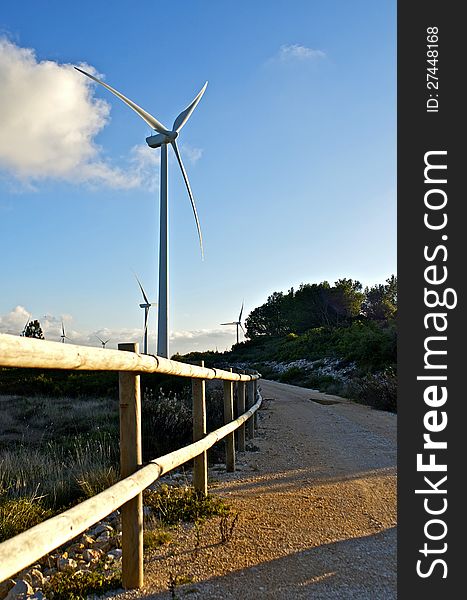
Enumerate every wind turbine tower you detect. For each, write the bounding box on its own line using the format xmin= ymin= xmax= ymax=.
xmin=60 ymin=321 xmax=69 ymax=343
xmin=75 ymin=67 xmax=207 ymax=358
xmin=20 ymin=315 xmax=30 ymax=336
xmin=134 ymin=274 xmax=156 ymax=354
xmin=221 ymin=302 xmax=246 ymax=345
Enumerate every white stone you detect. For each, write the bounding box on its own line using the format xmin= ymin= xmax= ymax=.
xmin=89 ymin=523 xmax=113 ymax=537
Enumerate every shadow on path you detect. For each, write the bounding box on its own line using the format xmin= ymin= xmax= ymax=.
xmin=136 ymin=528 xmax=397 ymax=599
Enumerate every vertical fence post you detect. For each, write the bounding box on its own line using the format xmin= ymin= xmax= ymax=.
xmin=118 ymin=343 xmax=143 ymax=589
xmin=246 ymin=377 xmax=255 ymax=440
xmin=223 ymin=368 xmax=235 ymax=472
xmin=237 ymin=371 xmax=246 ymax=452
xmin=254 ymin=378 xmax=259 ymax=430
xmin=192 ymin=360 xmax=207 ymax=495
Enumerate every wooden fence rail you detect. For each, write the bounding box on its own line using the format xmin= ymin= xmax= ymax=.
xmin=0 ymin=333 xmax=261 ymax=587
xmin=0 ymin=334 xmax=259 ymax=381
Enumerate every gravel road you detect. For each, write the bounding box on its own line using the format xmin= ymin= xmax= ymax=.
xmin=110 ymin=379 xmax=397 ymax=600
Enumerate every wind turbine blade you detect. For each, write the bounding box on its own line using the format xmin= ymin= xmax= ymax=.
xmin=22 ymin=316 xmax=30 ymax=335
xmin=74 ymin=67 xmax=170 ymax=135
xmin=220 ymin=322 xmax=237 ymax=326
xmin=172 ymin=82 xmax=208 ymax=133
xmin=240 ymin=323 xmax=246 ymax=335
xmin=171 ymin=140 xmax=204 ymax=259
xmin=238 ymin=301 xmax=244 ymax=322
xmin=96 ymin=335 xmax=104 ymax=344
xmin=61 ymin=321 xmax=65 ymax=337
xmin=134 ymin=273 xmax=150 ymax=305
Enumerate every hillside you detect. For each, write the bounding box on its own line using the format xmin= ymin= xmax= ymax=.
xmin=177 ymin=277 xmax=397 ymax=412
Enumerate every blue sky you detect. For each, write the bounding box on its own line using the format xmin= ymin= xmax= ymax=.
xmin=0 ymin=0 xmax=396 ymax=354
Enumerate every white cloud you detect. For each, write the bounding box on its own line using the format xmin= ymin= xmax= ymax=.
xmin=0 ymin=305 xmax=31 ymax=335
xmin=0 ymin=307 xmax=238 ymax=355
xmin=170 ymin=328 xmax=239 ymax=354
xmin=0 ymin=37 xmax=162 ymax=189
xmin=180 ymin=144 xmax=203 ymax=164
xmin=128 ymin=144 xmax=160 ymax=191
xmin=276 ymin=44 xmax=326 ymax=63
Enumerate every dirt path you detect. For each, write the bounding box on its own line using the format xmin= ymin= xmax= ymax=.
xmin=110 ymin=380 xmax=397 ymax=599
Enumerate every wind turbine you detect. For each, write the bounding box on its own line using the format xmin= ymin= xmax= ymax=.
xmin=96 ymin=335 xmax=110 ymax=349
xmin=20 ymin=315 xmax=30 ymax=336
xmin=60 ymin=321 xmax=70 ymax=343
xmin=134 ymin=274 xmax=156 ymax=355
xmin=74 ymin=66 xmax=207 ymax=358
xmin=221 ymin=302 xmax=246 ymax=345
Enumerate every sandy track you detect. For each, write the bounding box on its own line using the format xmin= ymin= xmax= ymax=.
xmin=109 ymin=380 xmax=397 ymax=599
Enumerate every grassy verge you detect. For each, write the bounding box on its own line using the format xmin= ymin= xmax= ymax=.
xmin=0 ymin=379 xmax=227 ymax=542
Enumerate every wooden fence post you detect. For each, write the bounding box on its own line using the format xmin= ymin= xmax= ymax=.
xmin=254 ymin=379 xmax=259 ymax=430
xmin=192 ymin=360 xmax=207 ymax=495
xmin=246 ymin=379 xmax=255 ymax=440
xmin=223 ymin=368 xmax=235 ymax=472
xmin=118 ymin=343 xmax=143 ymax=589
xmin=237 ymin=371 xmax=246 ymax=452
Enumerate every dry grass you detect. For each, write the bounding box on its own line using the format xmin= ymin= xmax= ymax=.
xmin=0 ymin=394 xmax=118 ymax=448
xmin=0 ymin=393 xmax=120 ymax=539
xmin=0 ymin=386 xmax=226 ymax=543
xmin=0 ymin=494 xmax=53 ymax=542
xmin=0 ymin=436 xmax=119 ymax=507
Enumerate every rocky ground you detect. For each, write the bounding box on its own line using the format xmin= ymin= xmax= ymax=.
xmin=0 ymin=516 xmax=123 ymax=599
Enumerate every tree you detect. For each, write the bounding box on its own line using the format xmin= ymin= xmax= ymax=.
xmin=363 ymin=276 xmax=397 ymax=321
xmin=292 ymin=282 xmax=332 ymax=331
xmin=245 ymin=291 xmax=291 ymax=338
xmin=23 ymin=319 xmax=45 ymax=339
xmin=328 ymin=278 xmax=365 ymax=325
xmin=291 ymin=280 xmax=363 ymax=331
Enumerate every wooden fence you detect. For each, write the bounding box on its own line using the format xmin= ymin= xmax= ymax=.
xmin=0 ymin=333 xmax=261 ymax=587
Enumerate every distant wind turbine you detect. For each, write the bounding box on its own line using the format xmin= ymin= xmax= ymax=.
xmin=60 ymin=321 xmax=70 ymax=343
xmin=75 ymin=66 xmax=207 ymax=358
xmin=221 ymin=302 xmax=246 ymax=345
xmin=96 ymin=335 xmax=110 ymax=349
xmin=134 ymin=274 xmax=156 ymax=354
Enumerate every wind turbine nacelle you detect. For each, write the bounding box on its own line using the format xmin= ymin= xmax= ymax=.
xmin=146 ymin=132 xmax=177 ymax=148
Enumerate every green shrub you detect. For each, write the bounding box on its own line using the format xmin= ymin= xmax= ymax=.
xmin=0 ymin=369 xmax=118 ymax=398
xmin=143 ymin=485 xmax=229 ymax=525
xmin=44 ymin=568 xmax=121 ymax=600
xmin=304 ymin=373 xmax=340 ymax=392
xmin=278 ymin=367 xmax=305 ymax=384
xmin=346 ymin=368 xmax=397 ymax=412
xmin=142 ymin=389 xmax=193 ymax=461
xmin=143 ymin=528 xmax=172 ymax=549
xmin=141 ymin=384 xmax=224 ymax=463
